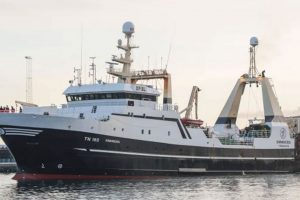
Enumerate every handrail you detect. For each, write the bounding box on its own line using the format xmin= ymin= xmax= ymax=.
xmin=218 ymin=130 xmax=271 ymax=146
xmin=218 ymin=137 xmax=254 ymax=146
xmin=241 ymin=129 xmax=271 ymax=138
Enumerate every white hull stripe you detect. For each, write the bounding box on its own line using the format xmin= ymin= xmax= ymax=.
xmin=3 ymin=127 xmax=43 ymax=132
xmin=4 ymin=130 xmax=40 ymax=135
xmin=3 ymin=127 xmax=42 ymax=136
xmin=74 ymin=148 xmax=295 ymax=160
xmin=5 ymin=133 xmax=36 ymax=137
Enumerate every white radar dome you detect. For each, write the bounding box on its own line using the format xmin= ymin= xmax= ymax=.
xmin=122 ymin=21 xmax=135 ymax=35
xmin=250 ymin=37 xmax=259 ymax=47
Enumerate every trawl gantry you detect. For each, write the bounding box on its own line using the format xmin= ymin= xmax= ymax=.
xmin=213 ymin=37 xmax=285 ymax=137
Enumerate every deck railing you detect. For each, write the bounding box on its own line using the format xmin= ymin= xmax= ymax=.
xmin=241 ymin=130 xmax=271 ymax=138
xmin=218 ymin=137 xmax=254 ymax=146
xmin=218 ymin=130 xmax=271 ymax=146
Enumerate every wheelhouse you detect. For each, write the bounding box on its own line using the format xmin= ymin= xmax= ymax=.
xmin=66 ymin=92 xmax=157 ymax=102
xmin=63 ymin=83 xmax=160 ymax=105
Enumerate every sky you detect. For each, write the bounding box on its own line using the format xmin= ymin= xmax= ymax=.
xmin=0 ymin=0 xmax=300 ymax=144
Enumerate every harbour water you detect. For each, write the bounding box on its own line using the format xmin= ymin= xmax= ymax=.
xmin=0 ymin=173 xmax=299 ymax=200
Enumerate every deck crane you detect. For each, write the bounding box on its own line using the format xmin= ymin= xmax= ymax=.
xmin=180 ymin=86 xmax=203 ymax=127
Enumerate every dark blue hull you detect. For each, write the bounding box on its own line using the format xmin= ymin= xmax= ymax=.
xmin=0 ymin=125 xmax=298 ymax=179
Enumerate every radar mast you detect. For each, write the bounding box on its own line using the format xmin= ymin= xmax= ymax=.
xmin=248 ymin=37 xmax=259 ymax=79
xmin=107 ymin=22 xmax=174 ymax=109
xmin=111 ymin=21 xmax=139 ymax=83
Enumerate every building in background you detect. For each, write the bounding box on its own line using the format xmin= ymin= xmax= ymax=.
xmin=0 ymin=145 xmax=17 ymax=172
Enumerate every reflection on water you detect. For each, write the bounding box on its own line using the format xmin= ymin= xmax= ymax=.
xmin=0 ymin=173 xmax=299 ymax=200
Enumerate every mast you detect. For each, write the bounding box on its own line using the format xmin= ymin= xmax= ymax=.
xmin=25 ymin=56 xmax=33 ymax=103
xmin=107 ymin=22 xmax=173 ymax=109
xmin=112 ymin=21 xmax=138 ymax=83
xmin=89 ymin=57 xmax=96 ymax=84
xmin=249 ymin=37 xmax=259 ymax=80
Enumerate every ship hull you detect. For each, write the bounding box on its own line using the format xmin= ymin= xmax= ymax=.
xmin=0 ymin=125 xmax=297 ymax=180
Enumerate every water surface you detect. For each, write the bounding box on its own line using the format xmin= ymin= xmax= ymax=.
xmin=0 ymin=173 xmax=299 ymax=200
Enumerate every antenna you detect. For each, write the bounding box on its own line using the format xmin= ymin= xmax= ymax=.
xmin=80 ymin=25 xmax=85 ymax=84
xmin=74 ymin=67 xmax=82 ymax=85
xmin=89 ymin=57 xmax=96 ymax=84
xmin=25 ymin=56 xmax=33 ymax=103
xmin=106 ymin=61 xmax=119 ymax=72
xmin=165 ymin=43 xmax=172 ymax=69
xmin=147 ymin=56 xmax=150 ymax=70
xmin=165 ymin=25 xmax=176 ymax=70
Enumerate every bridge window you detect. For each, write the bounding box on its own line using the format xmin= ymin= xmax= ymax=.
xmin=106 ymin=93 xmax=112 ymax=99
xmin=66 ymin=92 xmax=157 ymax=102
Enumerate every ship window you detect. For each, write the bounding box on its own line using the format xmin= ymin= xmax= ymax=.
xmin=128 ymin=101 xmax=134 ymax=106
xmin=127 ymin=93 xmax=133 ymax=99
xmin=79 ymin=113 xmax=84 ymax=119
xmin=133 ymin=94 xmax=140 ymax=100
xmin=66 ymin=96 xmax=71 ymax=102
xmin=148 ymin=130 xmax=151 ymax=134
xmin=89 ymin=94 xmax=95 ymax=100
xmin=119 ymin=93 xmax=125 ymax=98
xmin=112 ymin=93 xmax=117 ymax=99
xmin=76 ymin=95 xmax=82 ymax=101
xmin=141 ymin=129 xmax=144 ymax=134
xmin=67 ymin=92 xmax=157 ymax=102
xmin=94 ymin=94 xmax=100 ymax=99
xmin=91 ymin=106 xmax=97 ymax=113
xmin=168 ymin=131 xmax=171 ymax=136
xmin=106 ymin=93 xmax=112 ymax=99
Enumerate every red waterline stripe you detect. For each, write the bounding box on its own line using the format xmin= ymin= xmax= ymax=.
xmin=12 ymin=173 xmax=165 ymax=181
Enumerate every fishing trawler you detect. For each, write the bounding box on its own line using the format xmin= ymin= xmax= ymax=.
xmin=1 ymin=22 xmax=300 ymax=180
